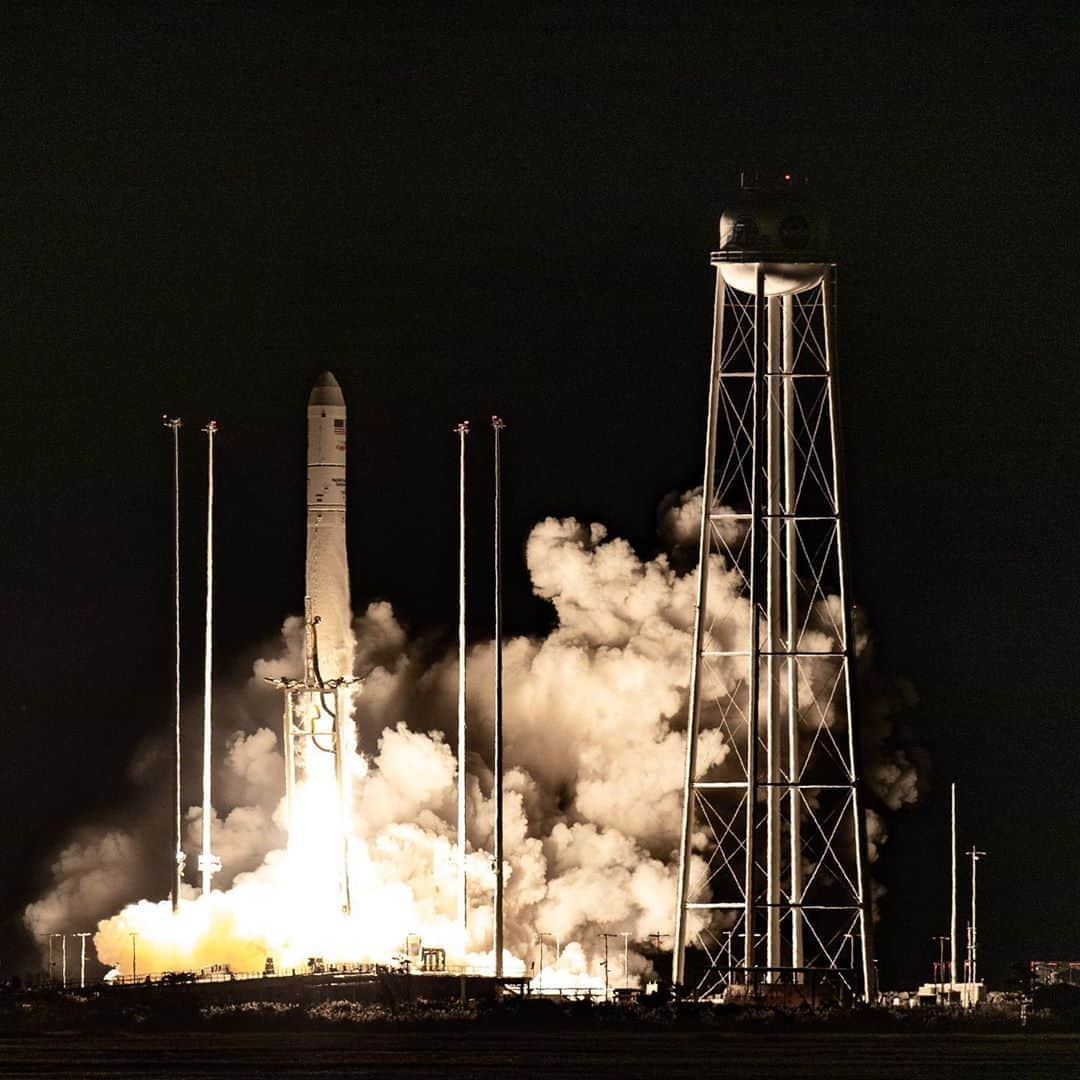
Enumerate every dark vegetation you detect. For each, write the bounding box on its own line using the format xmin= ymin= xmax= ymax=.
xmin=2 ymin=989 xmax=1078 ymax=1036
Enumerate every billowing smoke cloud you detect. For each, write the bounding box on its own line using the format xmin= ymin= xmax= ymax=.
xmin=25 ymin=492 xmax=922 ymax=984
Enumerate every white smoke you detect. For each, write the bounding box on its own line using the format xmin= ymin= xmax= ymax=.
xmin=25 ymin=491 xmax=921 ymax=984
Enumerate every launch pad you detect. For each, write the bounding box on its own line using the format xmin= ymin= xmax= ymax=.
xmin=104 ymin=965 xmax=523 ymax=1008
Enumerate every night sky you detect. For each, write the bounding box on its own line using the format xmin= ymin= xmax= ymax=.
xmin=4 ymin=5 xmax=1077 ymax=987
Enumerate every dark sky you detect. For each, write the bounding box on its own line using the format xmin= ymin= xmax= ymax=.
xmin=3 ymin=4 xmax=1077 ymax=987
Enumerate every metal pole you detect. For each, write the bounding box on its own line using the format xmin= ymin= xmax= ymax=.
xmin=61 ymin=934 xmax=67 ymax=988
xmin=537 ymin=933 xmax=544 ymax=991
xmin=765 ymin=292 xmax=782 ymax=981
xmin=966 ymin=921 xmax=972 ymax=984
xmin=48 ymin=934 xmax=54 ymax=985
xmin=623 ymin=932 xmax=630 ymax=990
xmin=130 ymin=933 xmax=138 ymax=982
xmin=969 ymin=846 xmax=986 ymax=985
xmin=783 ymin=294 xmax=803 ymax=976
xmin=492 ymin=416 xmax=506 ymax=978
xmin=164 ymin=416 xmax=183 ymax=911
xmin=950 ymin=783 xmax=958 ymax=984
xmin=673 ymin=273 xmax=725 ymax=986
xmin=200 ymin=421 xmax=218 ymax=897
xmin=282 ymin=691 xmax=295 ymax=843
xmin=934 ymin=935 xmax=948 ymax=998
xmin=743 ymin=265 xmax=766 ymax=977
xmin=76 ymin=932 xmax=91 ymax=989
xmin=456 ymin=420 xmax=470 ymax=949
xmin=536 ymin=932 xmax=557 ymax=988
xmin=972 ymin=852 xmax=979 ymax=984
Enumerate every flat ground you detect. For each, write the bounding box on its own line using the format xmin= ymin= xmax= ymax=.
xmin=0 ymin=1032 xmax=1077 ymax=1079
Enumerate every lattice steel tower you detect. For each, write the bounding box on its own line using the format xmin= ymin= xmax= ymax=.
xmin=673 ymin=176 xmax=876 ymax=1002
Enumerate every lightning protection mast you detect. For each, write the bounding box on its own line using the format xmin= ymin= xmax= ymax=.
xmin=455 ymin=421 xmax=470 ymax=949
xmin=492 ymin=415 xmax=506 ymax=979
xmin=673 ymin=174 xmax=876 ymax=1003
xmin=198 ymin=421 xmax=222 ymax=896
xmin=966 ymin=846 xmax=987 ymax=985
xmin=163 ymin=416 xmax=185 ymax=910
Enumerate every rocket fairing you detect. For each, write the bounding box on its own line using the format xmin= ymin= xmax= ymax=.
xmin=306 ymin=372 xmax=352 ymax=679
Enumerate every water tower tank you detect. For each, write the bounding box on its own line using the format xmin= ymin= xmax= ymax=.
xmin=715 ymin=176 xmax=829 ymax=296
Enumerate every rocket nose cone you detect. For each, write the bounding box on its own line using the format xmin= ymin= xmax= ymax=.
xmin=308 ymin=371 xmax=345 ymax=407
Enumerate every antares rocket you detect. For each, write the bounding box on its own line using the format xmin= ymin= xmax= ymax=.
xmin=306 ymin=372 xmax=352 ymax=679
xmin=268 ymin=372 xmax=356 ymax=914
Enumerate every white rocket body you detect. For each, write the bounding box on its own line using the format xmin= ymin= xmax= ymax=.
xmin=291 ymin=372 xmax=356 ymax=914
xmin=306 ymin=372 xmax=353 ymax=679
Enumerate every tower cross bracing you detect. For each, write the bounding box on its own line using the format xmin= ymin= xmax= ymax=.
xmin=673 ymin=251 xmax=876 ymax=1003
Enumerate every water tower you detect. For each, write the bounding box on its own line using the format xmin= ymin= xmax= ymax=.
xmin=672 ymin=175 xmax=876 ymax=1001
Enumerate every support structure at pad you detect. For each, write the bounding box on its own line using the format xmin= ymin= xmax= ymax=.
xmin=673 ymin=179 xmax=876 ymax=1002
xmin=268 ymin=598 xmax=359 ymax=915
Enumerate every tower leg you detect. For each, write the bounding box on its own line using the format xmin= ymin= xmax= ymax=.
xmin=743 ymin=267 xmax=766 ymax=979
xmin=673 ymin=275 xmax=725 ymax=989
xmin=783 ymin=293 xmax=804 ymax=977
xmin=765 ymin=294 xmax=783 ymax=981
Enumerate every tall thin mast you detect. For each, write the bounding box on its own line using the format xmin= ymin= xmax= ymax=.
xmin=164 ymin=416 xmax=184 ymax=910
xmin=199 ymin=421 xmax=220 ymax=896
xmin=75 ymin=932 xmax=91 ymax=989
xmin=492 ymin=415 xmax=506 ymax=978
xmin=455 ymin=421 xmax=470 ymax=947
xmin=968 ymin=845 xmax=986 ymax=984
xmin=950 ymin=782 xmax=958 ymax=984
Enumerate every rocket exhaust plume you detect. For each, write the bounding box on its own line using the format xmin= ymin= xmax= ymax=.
xmin=24 ymin=387 xmax=925 ymax=989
